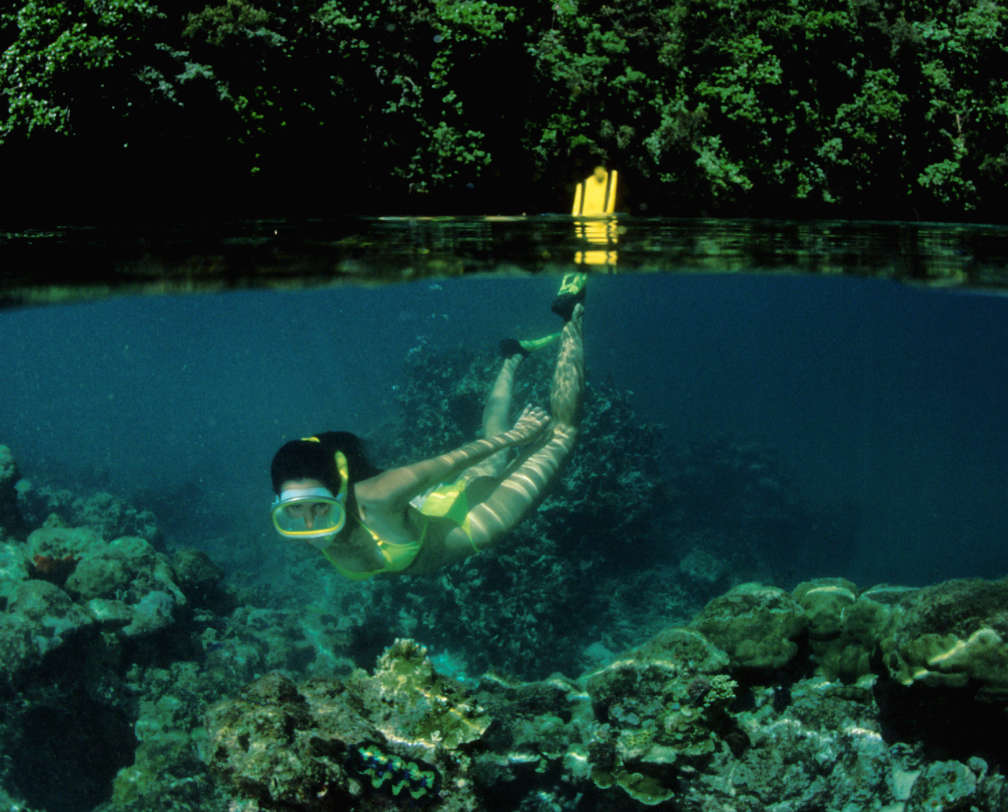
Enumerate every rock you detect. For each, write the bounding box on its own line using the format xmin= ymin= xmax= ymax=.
xmin=8 ymin=579 xmax=94 ymax=642
xmin=204 ymin=606 xmax=338 ymax=684
xmin=84 ymin=597 xmax=134 ymax=629
xmin=19 ymin=530 xmax=188 ymax=640
xmin=106 ymin=661 xmax=224 ymax=811
xmin=0 ymin=580 xmax=96 ymax=680
xmin=0 ymin=444 xmax=25 ymax=536
xmin=879 ymin=578 xmax=1008 ymax=698
xmin=0 ymin=612 xmax=41 ymax=679
xmin=678 ymin=546 xmax=729 ymax=588
xmin=906 ymin=759 xmax=979 ymax=811
xmin=691 ymin=582 xmax=807 ymax=669
xmin=27 ymin=524 xmax=103 ymax=559
xmin=793 ymin=578 xmax=896 ymax=682
xmin=0 ymin=541 xmax=30 ymax=604
xmin=66 ymin=536 xmax=185 ymax=607
xmin=18 ymin=485 xmax=160 ymax=546
xmin=206 ymin=639 xmax=489 ymax=810
xmin=170 ymin=548 xmax=223 ymax=603
xmin=66 ymin=551 xmax=132 ymax=600
xmin=793 ymin=577 xmax=858 ymax=638
xmin=581 ymin=626 xmax=738 ymax=805
xmin=123 ymin=589 xmax=179 ymax=637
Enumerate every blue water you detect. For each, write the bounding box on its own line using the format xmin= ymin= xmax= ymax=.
xmin=1 ymin=271 xmax=1006 ymax=587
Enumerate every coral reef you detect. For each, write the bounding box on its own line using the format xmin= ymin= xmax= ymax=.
xmin=207 ymin=639 xmax=490 ymax=811
xmin=879 ymin=579 xmax=1008 ymax=698
xmin=580 ymin=627 xmax=738 ymax=805
xmin=16 ymin=480 xmax=161 ymax=547
xmin=0 ymin=446 xmax=384 ymax=810
xmin=205 ymin=585 xmax=1008 ymax=811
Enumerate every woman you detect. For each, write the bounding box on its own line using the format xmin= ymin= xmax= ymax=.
xmin=269 ymin=276 xmax=585 ymax=578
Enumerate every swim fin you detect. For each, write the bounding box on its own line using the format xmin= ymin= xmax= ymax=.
xmin=500 ymin=332 xmax=561 ymax=358
xmin=551 ymin=272 xmax=587 ymax=320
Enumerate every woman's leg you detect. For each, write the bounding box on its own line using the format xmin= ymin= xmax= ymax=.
xmin=483 ymin=354 xmax=522 ymax=439
xmin=445 ymin=304 xmax=584 ymax=554
xmin=464 ymin=353 xmax=523 ymax=481
xmin=549 ymin=303 xmax=584 ymax=428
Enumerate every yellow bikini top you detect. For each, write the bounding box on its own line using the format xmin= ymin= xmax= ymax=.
xmin=319 ymin=509 xmax=425 ymax=581
xmin=318 ymin=477 xmax=474 ymax=580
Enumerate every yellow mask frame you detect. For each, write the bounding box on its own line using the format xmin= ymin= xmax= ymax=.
xmin=271 ymin=448 xmax=350 ymax=539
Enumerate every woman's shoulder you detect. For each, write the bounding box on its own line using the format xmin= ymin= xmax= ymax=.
xmin=351 ymin=473 xmax=386 ymax=505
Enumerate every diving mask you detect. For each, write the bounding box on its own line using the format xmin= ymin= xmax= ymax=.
xmin=271 ymin=450 xmax=349 ymax=539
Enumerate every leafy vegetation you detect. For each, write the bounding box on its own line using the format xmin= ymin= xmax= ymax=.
xmin=2 ymin=0 xmax=1007 ymax=220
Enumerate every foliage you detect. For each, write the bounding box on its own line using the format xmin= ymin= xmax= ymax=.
xmin=3 ymin=0 xmax=1008 ymax=219
xmin=1 ymin=0 xmax=166 ymax=139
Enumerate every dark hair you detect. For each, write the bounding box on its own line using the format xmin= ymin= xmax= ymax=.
xmin=270 ymin=431 xmax=381 ymax=495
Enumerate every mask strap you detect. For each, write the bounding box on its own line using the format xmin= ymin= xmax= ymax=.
xmin=334 ymin=451 xmax=349 ymax=502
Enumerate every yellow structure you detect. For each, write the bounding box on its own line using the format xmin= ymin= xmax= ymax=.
xmin=572 ymin=166 xmax=619 ymax=267
xmin=572 ymin=166 xmax=618 ymax=215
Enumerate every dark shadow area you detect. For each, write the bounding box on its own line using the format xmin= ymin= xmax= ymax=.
xmin=7 ymin=690 xmax=136 ymax=812
xmin=876 ymin=680 xmax=1008 ymax=772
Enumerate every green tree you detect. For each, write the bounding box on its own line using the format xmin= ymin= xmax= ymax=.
xmin=1 ymin=0 xmax=168 ymax=141
xmin=180 ymin=0 xmax=290 ymax=176
xmin=911 ymin=1 xmax=1008 ymax=211
xmin=311 ymin=0 xmax=518 ymax=205
xmin=3 ymin=0 xmax=1008 ymax=219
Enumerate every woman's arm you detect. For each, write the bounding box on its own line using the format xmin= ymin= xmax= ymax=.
xmin=355 ymin=406 xmax=549 ymax=510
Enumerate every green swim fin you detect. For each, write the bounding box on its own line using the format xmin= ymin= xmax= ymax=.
xmin=500 ymin=332 xmax=560 ymax=358
xmin=551 ymin=272 xmax=587 ymax=320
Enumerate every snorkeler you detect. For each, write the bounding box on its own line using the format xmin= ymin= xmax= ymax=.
xmin=268 ymin=275 xmax=587 ymax=578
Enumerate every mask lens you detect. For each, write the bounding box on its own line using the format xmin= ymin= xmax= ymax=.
xmin=271 ymin=488 xmax=346 ymax=538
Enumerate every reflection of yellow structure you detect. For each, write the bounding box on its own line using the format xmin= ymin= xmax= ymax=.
xmin=574 ymin=218 xmax=619 ymax=266
xmin=572 ymin=166 xmax=618 ymax=268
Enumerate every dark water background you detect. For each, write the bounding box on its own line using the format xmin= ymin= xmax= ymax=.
xmin=2 ymin=226 xmax=1007 ymax=589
